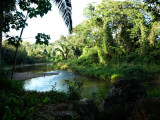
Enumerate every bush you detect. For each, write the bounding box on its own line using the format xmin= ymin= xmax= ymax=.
xmin=0 ymin=76 xmax=71 ymax=120
xmin=0 ymin=68 xmax=10 ymax=79
xmin=111 ymin=74 xmax=124 ymax=83
xmin=119 ymin=65 xmax=153 ymax=81
xmin=64 ymin=80 xmax=83 ymax=100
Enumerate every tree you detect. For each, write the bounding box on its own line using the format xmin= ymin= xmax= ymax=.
xmin=0 ymin=0 xmax=72 ymax=82
xmin=0 ymin=0 xmax=72 ymax=68
xmin=0 ymin=3 xmax=2 ymax=68
xmin=55 ymin=35 xmax=70 ymax=60
xmin=0 ymin=0 xmax=16 ymax=68
xmin=143 ymin=0 xmax=160 ymax=22
xmin=71 ymin=0 xmax=159 ymax=63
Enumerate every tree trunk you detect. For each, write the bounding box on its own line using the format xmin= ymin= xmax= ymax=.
xmin=0 ymin=1 xmax=3 ymax=68
xmin=3 ymin=44 xmax=7 ymax=60
xmin=11 ymin=14 xmax=28 ymax=82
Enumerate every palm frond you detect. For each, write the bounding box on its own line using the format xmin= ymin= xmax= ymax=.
xmin=54 ymin=0 xmax=72 ymax=33
xmin=55 ymin=47 xmax=65 ymax=59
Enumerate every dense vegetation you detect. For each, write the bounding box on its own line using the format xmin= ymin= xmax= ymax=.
xmin=0 ymin=0 xmax=160 ymax=119
xmin=0 ymin=0 xmax=72 ymax=68
xmin=0 ymin=69 xmax=82 ymax=120
xmin=53 ymin=0 xmax=160 ymax=82
xmin=1 ymin=41 xmax=55 ymax=66
xmin=0 ymin=0 xmax=73 ymax=120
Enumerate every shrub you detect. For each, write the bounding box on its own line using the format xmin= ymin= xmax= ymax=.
xmin=119 ymin=65 xmax=153 ymax=81
xmin=111 ymin=74 xmax=124 ymax=83
xmin=64 ymin=80 xmax=83 ymax=100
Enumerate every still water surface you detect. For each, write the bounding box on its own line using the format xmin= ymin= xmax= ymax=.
xmin=15 ymin=63 xmax=160 ymax=96
xmin=15 ymin=64 xmax=109 ymax=96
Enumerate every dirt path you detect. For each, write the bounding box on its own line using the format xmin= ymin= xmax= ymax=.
xmin=13 ymin=72 xmax=59 ymax=80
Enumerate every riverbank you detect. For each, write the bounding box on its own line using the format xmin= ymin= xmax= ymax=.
xmin=1 ymin=65 xmax=160 ymax=120
xmin=4 ymin=63 xmax=52 ymax=70
xmin=53 ymin=60 xmax=160 ymax=82
xmin=1 ymin=76 xmax=160 ymax=120
xmin=13 ymin=72 xmax=59 ymax=80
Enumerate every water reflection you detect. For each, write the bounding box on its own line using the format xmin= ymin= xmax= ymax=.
xmin=19 ymin=64 xmax=160 ymax=96
xmin=24 ymin=70 xmax=108 ymax=96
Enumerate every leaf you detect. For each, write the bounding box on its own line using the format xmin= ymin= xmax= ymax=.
xmin=11 ymin=25 xmax=16 ymax=29
xmin=35 ymin=33 xmax=51 ymax=45
xmin=43 ymin=97 xmax=50 ymax=104
xmin=54 ymin=0 xmax=72 ymax=33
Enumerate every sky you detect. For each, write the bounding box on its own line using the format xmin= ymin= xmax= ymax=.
xmin=7 ymin=0 xmax=102 ymax=44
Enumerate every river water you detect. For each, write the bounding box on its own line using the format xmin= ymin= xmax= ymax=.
xmin=15 ymin=63 xmax=110 ymax=96
xmin=15 ymin=63 xmax=160 ymax=96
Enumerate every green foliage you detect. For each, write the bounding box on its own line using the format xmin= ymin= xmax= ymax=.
xmin=143 ymin=0 xmax=160 ymax=22
xmin=78 ymin=47 xmax=99 ymax=65
xmin=52 ymin=0 xmax=159 ymax=73
xmin=111 ymin=74 xmax=124 ymax=83
xmin=7 ymin=36 xmax=22 ymax=47
xmin=35 ymin=33 xmax=51 ymax=45
xmin=3 ymin=0 xmax=72 ymax=33
xmin=64 ymin=80 xmax=83 ymax=100
xmin=52 ymin=0 xmax=160 ymax=82
xmin=1 ymin=0 xmax=73 ymax=69
xmin=0 ymin=68 xmax=10 ymax=79
xmin=118 ymin=64 xmax=153 ymax=81
xmin=53 ymin=35 xmax=83 ymax=60
xmin=19 ymin=0 xmax=52 ymax=18
xmin=89 ymin=86 xmax=111 ymax=99
xmin=0 ymin=77 xmax=71 ymax=120
xmin=1 ymin=1 xmax=160 ymax=119
xmin=54 ymin=59 xmax=160 ymax=82
xmin=1 ymin=40 xmax=55 ymax=65
xmin=147 ymin=89 xmax=160 ymax=98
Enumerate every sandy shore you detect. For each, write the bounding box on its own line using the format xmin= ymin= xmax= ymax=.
xmin=13 ymin=72 xmax=59 ymax=80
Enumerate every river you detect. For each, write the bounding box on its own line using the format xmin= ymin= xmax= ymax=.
xmin=15 ymin=63 xmax=110 ymax=96
xmin=15 ymin=63 xmax=160 ymax=97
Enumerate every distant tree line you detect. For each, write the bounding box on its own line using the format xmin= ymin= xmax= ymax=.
xmin=1 ymin=40 xmax=55 ymax=65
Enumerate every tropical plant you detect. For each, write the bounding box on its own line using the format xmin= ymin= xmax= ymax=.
xmin=55 ymin=42 xmax=70 ymax=60
xmin=64 ymin=79 xmax=83 ymax=100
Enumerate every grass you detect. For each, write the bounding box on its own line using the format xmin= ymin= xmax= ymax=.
xmin=53 ymin=59 xmax=160 ymax=82
xmin=1 ymin=57 xmax=160 ymax=119
xmin=142 ymin=82 xmax=160 ymax=98
xmin=0 ymin=76 xmax=79 ymax=120
xmin=147 ymin=89 xmax=160 ymax=98
xmin=0 ymin=70 xmax=160 ymax=120
xmin=52 ymin=59 xmax=160 ymax=99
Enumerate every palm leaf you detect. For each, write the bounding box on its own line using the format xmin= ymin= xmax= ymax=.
xmin=54 ymin=0 xmax=72 ymax=33
xmin=55 ymin=47 xmax=65 ymax=59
